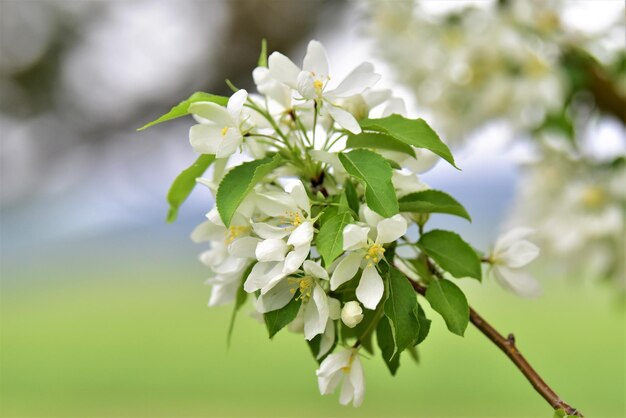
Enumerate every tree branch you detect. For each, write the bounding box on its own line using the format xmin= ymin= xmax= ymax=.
xmin=408 ymin=280 xmax=583 ymax=417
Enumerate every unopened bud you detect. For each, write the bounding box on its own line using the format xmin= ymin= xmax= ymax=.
xmin=341 ymin=301 xmax=364 ymax=328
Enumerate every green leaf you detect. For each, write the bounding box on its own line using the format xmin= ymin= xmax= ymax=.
xmin=138 ymin=92 xmax=228 ymax=131
xmin=317 ymin=212 xmax=354 ymax=267
xmin=425 ymin=279 xmax=469 ymax=336
xmin=343 ymin=179 xmax=360 ymax=215
xmin=346 ymin=132 xmax=416 ymax=158
xmin=414 ymin=303 xmax=431 ymax=345
xmin=264 ymin=296 xmax=301 ymax=338
xmin=376 ymin=316 xmax=400 ymax=375
xmin=360 ymin=115 xmax=457 ymax=168
xmin=216 ymin=155 xmax=283 ymax=226
xmin=383 ymin=268 xmax=421 ymax=359
xmin=258 ymin=39 xmax=268 ymax=67
xmin=166 ymin=154 xmax=216 ymax=223
xmin=418 ymin=229 xmax=482 ymax=280
xmin=338 ymin=149 xmax=399 ymax=218
xmin=226 ymin=262 xmax=255 ymax=346
xmin=399 ymin=190 xmax=471 ymax=221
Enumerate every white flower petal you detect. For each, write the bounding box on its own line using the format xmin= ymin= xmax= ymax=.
xmin=327 ymin=62 xmax=380 ymax=98
xmin=330 ymin=252 xmax=362 ymax=290
xmin=325 ymin=104 xmax=361 ymax=134
xmin=304 ymin=285 xmax=329 ymax=340
xmin=303 ymin=40 xmax=329 ymax=77
xmin=360 ymin=205 xmax=384 ymax=228
xmin=303 ymin=260 xmax=329 ymax=281
xmin=227 ymin=89 xmax=248 ymax=118
xmin=317 ymin=319 xmax=336 ymax=359
xmin=316 ymin=349 xmax=352 ymax=381
xmin=212 ymin=256 xmax=247 ymax=275
xmin=339 ymin=376 xmax=355 ymax=406
xmin=208 ymin=280 xmax=239 ymax=307
xmin=252 ymin=222 xmax=290 ymax=239
xmin=255 ymin=192 xmax=293 ymax=217
xmin=206 ymin=207 xmax=224 ymax=226
xmin=189 ymin=124 xmax=221 ymax=155
xmin=268 ymin=51 xmax=300 ymax=88
xmin=259 ymin=262 xmax=288 ymax=294
xmin=244 ymin=261 xmax=276 ymax=292
xmin=375 ymin=214 xmax=407 ymax=244
xmin=356 ymin=265 xmax=384 ymax=310
xmin=343 ymin=224 xmax=370 ymax=251
xmin=502 ymin=240 xmax=540 ymax=268
xmin=283 ymin=243 xmax=310 ymax=274
xmin=381 ymin=97 xmax=407 ymax=117
xmin=287 ymin=180 xmax=311 ymax=214
xmin=228 ymin=236 xmax=259 ymax=258
xmin=189 ymin=102 xmax=233 ymax=126
xmin=348 ymin=356 xmax=365 ymax=407
xmin=288 ymin=221 xmax=314 ymax=247
xmin=255 ymin=278 xmax=294 ymax=313
xmin=190 ymin=220 xmax=223 ymax=243
xmin=495 ymin=227 xmax=535 ymax=253
xmin=494 ymin=266 xmax=542 ymax=298
xmin=214 ymin=129 xmax=243 ymax=158
xmin=256 ymin=238 xmax=289 ymax=262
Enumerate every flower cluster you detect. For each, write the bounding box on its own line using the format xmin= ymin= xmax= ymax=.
xmin=509 ymin=142 xmax=625 ymax=292
xmin=368 ymin=1 xmax=566 ymax=144
xmin=142 ymin=40 xmax=542 ymax=406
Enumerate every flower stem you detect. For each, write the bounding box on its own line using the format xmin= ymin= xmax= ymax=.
xmin=407 ymin=278 xmax=583 ymax=417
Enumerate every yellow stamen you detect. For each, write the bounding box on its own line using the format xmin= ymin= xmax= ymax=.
xmin=221 ymin=126 xmax=229 ymax=136
xmin=288 ymin=276 xmax=314 ymax=301
xmin=286 ymin=210 xmax=303 ymax=227
xmin=365 ymin=244 xmax=385 ymax=266
xmin=313 ymin=79 xmax=324 ymax=91
xmin=225 ymin=225 xmax=249 ymax=243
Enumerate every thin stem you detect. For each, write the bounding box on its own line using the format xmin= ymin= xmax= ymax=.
xmin=406 ymin=279 xmax=583 ymax=417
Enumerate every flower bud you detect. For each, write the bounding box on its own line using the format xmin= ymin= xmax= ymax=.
xmin=341 ymin=301 xmax=364 ymax=328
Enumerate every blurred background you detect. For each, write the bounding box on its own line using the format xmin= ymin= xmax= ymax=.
xmin=1 ymin=1 xmax=624 ymax=417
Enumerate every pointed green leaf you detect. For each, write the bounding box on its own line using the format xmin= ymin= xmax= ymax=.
xmin=226 ymin=262 xmax=255 ymax=346
xmin=338 ymin=149 xmax=398 ymax=218
xmin=399 ymin=190 xmax=471 ymax=221
xmin=264 ymin=296 xmax=301 ymax=338
xmin=376 ymin=316 xmax=400 ymax=375
xmin=343 ymin=179 xmax=360 ymax=215
xmin=414 ymin=303 xmax=431 ymax=345
xmin=317 ymin=212 xmax=354 ymax=267
xmin=216 ymin=155 xmax=283 ymax=226
xmin=138 ymin=92 xmax=228 ymax=131
xmin=166 ymin=154 xmax=216 ymax=223
xmin=347 ymin=132 xmax=416 ymax=157
xmin=383 ymin=268 xmax=421 ymax=359
xmin=360 ymin=115 xmax=457 ymax=168
xmin=418 ymin=229 xmax=482 ymax=280
xmin=425 ymin=279 xmax=469 ymax=336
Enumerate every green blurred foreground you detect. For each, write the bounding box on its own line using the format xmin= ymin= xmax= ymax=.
xmin=1 ymin=251 xmax=624 ymax=417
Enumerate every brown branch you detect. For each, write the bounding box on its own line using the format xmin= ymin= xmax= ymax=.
xmin=408 ymin=280 xmax=583 ymax=417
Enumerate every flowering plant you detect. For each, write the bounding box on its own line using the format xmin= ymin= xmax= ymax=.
xmin=140 ymin=40 xmax=581 ymax=416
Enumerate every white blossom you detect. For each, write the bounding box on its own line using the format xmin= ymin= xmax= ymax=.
xmin=268 ymin=40 xmax=380 ymax=134
xmin=330 ymin=207 xmax=407 ymax=309
xmin=490 ymin=227 xmax=541 ymax=298
xmin=316 ymin=348 xmax=365 ymax=407
xmin=189 ymin=89 xmax=251 ymax=158
xmin=341 ymin=301 xmax=364 ymax=328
